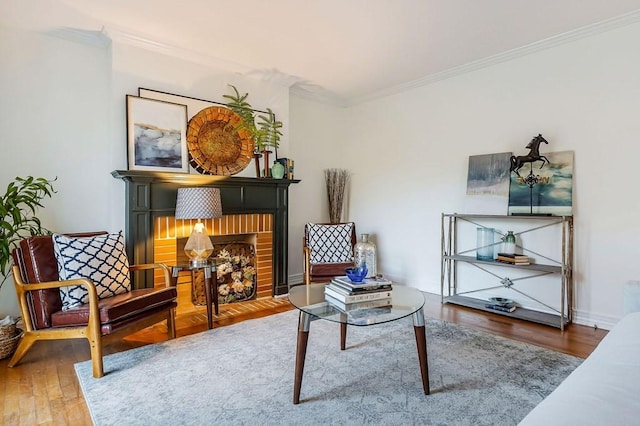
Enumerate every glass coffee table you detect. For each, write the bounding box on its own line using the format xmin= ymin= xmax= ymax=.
xmin=288 ymin=283 xmax=430 ymax=404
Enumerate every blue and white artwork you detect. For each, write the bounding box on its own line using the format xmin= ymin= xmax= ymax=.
xmin=466 ymin=152 xmax=512 ymax=197
xmin=508 ymin=151 xmax=574 ymax=216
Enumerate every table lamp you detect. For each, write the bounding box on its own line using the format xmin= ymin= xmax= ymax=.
xmin=175 ymin=187 xmax=222 ymax=267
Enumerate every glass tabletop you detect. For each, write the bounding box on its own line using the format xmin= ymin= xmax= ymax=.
xmin=288 ymin=283 xmax=425 ymax=326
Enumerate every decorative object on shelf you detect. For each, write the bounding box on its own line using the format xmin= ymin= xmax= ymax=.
xmin=354 ymin=233 xmax=377 ymax=278
xmin=508 ymin=134 xmax=549 ymax=215
xmin=0 ymin=176 xmax=56 ymax=293
xmin=508 ymin=149 xmax=574 ymax=216
xmin=276 ymin=158 xmax=295 ymax=179
xmin=344 ymin=265 xmax=368 ymax=283
xmin=175 ymin=187 xmax=223 ymax=267
xmin=126 ymin=95 xmax=189 ymax=173
xmin=270 ymin=161 xmax=285 ymax=179
xmin=223 ymin=85 xmax=283 ymax=178
xmin=503 ymin=231 xmax=516 ymax=254
xmin=325 ymin=168 xmax=350 ymax=223
xmin=476 ymin=227 xmax=495 ymax=261
xmin=185 ymin=106 xmax=253 ymax=175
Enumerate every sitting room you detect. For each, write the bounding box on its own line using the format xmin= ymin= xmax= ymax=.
xmin=1 ymin=1 xmax=639 ymax=424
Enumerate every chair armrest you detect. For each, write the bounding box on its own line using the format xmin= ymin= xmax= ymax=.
xmin=130 ymin=263 xmax=172 ymax=288
xmin=11 ymin=265 xmax=100 ymax=333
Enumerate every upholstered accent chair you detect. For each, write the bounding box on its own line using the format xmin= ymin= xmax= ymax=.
xmin=8 ymin=232 xmax=177 ymax=378
xmin=303 ymin=222 xmax=357 ymax=285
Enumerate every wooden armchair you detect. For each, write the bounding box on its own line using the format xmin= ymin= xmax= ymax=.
xmin=303 ymin=222 xmax=356 ymax=284
xmin=8 ymin=232 xmax=177 ymax=378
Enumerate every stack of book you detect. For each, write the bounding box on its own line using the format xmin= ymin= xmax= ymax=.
xmin=324 ymin=276 xmax=393 ymax=311
xmin=496 ymin=253 xmax=530 ymax=265
xmin=484 ymin=300 xmax=517 ymax=313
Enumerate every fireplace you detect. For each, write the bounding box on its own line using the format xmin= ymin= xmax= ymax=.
xmin=111 ymin=170 xmax=299 ymax=296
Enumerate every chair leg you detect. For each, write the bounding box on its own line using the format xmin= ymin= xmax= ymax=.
xmin=88 ymin=337 xmax=104 ymax=378
xmin=7 ymin=333 xmax=38 ymax=368
xmin=167 ymin=309 xmax=176 ymax=339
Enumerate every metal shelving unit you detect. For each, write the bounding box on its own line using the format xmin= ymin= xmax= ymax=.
xmin=441 ymin=213 xmax=573 ymax=330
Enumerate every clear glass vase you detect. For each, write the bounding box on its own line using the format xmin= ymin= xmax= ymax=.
xmin=476 ymin=228 xmax=495 ymax=261
xmin=354 ymin=233 xmax=377 ymax=278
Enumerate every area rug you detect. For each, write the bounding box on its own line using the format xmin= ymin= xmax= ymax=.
xmin=75 ymin=310 xmax=582 ymax=425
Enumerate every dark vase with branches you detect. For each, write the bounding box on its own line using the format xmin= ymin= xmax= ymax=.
xmin=0 ymin=176 xmax=56 ymax=293
xmin=325 ymin=169 xmax=350 ymax=224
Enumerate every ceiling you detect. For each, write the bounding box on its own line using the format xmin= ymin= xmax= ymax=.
xmin=4 ymin=0 xmax=640 ymax=105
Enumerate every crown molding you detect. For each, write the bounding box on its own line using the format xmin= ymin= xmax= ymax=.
xmin=348 ymin=10 xmax=640 ymax=106
xmin=45 ymin=27 xmax=111 ymax=48
xmin=105 ymin=26 xmax=253 ymax=75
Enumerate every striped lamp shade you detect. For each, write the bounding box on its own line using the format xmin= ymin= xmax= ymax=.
xmin=174 ymin=187 xmax=222 ymax=220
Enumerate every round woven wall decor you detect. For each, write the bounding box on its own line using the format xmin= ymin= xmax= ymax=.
xmin=186 ymin=106 xmax=254 ymax=175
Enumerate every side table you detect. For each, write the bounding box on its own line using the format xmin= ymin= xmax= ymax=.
xmin=170 ymin=263 xmax=219 ymax=329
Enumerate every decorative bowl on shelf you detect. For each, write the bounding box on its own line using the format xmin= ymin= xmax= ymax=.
xmin=345 ymin=266 xmax=368 ymax=283
xmin=488 ymin=297 xmax=513 ymax=306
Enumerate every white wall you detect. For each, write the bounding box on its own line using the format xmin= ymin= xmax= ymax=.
xmin=290 ymin=21 xmax=640 ymax=328
xmin=0 ymin=26 xmax=111 ymax=316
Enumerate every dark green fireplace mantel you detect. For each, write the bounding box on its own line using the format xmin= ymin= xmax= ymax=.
xmin=112 ymin=170 xmax=300 ymax=296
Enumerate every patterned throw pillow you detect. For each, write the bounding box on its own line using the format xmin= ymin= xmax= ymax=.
xmin=53 ymin=232 xmax=131 ymax=311
xmin=305 ymin=223 xmax=354 ymax=264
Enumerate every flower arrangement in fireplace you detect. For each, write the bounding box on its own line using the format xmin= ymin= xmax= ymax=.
xmin=215 ymin=247 xmax=257 ymax=304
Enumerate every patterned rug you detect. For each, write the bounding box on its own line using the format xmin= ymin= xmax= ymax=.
xmin=75 ymin=310 xmax=581 ymax=425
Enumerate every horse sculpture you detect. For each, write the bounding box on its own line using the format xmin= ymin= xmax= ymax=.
xmin=509 ymin=134 xmax=549 ymax=177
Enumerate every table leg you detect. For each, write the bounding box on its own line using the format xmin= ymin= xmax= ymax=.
xmin=340 ymin=323 xmax=347 ymax=350
xmin=413 ymin=309 xmax=430 ymax=395
xmin=170 ymin=267 xmax=180 ymax=287
xmin=293 ymin=311 xmax=311 ymax=404
xmin=203 ymin=268 xmax=214 ymax=329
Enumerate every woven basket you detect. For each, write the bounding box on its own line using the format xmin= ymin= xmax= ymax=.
xmin=0 ymin=328 xmax=22 ymax=360
xmin=0 ymin=323 xmax=17 ymax=340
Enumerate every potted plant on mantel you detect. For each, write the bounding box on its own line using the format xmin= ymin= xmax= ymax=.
xmin=0 ymin=176 xmax=56 ymax=294
xmin=223 ymin=85 xmax=282 ymax=178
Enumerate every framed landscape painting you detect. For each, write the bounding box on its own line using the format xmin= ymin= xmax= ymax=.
xmin=126 ymin=95 xmax=189 ymax=173
xmin=466 ymin=152 xmax=512 ymax=197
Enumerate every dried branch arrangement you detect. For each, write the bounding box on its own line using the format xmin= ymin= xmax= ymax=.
xmin=324 ymin=168 xmax=350 ymax=224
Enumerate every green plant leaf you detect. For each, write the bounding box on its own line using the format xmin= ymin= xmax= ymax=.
xmin=0 ymin=176 xmax=56 ymax=291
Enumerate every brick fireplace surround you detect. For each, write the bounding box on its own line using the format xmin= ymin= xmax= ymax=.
xmin=111 ymin=170 xmax=299 ymax=297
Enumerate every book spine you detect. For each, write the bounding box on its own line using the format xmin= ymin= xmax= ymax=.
xmin=484 ymin=304 xmax=516 ymax=313
xmin=325 ymin=286 xmax=392 ymax=304
xmin=330 ymin=281 xmax=392 ymax=293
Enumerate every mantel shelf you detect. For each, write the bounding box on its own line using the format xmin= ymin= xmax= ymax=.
xmin=111 ymin=170 xmax=300 ymax=186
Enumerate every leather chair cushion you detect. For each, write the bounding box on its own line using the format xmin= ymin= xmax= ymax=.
xmin=50 ymin=286 xmax=177 ymax=331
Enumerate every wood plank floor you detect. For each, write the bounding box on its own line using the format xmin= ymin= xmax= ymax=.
xmin=0 ymin=291 xmax=608 ymax=425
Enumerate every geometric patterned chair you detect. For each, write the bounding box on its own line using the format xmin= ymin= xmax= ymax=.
xmin=303 ymin=222 xmax=356 ymax=285
xmin=8 ymin=231 xmax=177 ymax=378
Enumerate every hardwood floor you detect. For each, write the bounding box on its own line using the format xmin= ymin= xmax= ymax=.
xmin=0 ymin=291 xmax=608 ymax=425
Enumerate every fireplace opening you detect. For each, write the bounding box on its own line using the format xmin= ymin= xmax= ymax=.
xmin=177 ymin=234 xmax=258 ymax=306
xmin=153 ymin=213 xmax=274 ymax=312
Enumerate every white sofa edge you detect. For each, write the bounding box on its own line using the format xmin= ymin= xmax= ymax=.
xmin=518 ymin=312 xmax=640 ymax=425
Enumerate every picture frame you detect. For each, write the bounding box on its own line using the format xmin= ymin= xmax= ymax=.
xmin=126 ymin=95 xmax=189 ymax=173
xmin=508 ymin=150 xmax=574 ymax=216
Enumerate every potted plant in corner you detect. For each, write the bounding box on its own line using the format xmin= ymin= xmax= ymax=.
xmin=0 ymin=176 xmax=56 ymax=292
xmin=223 ymin=85 xmax=283 ymax=178
xmin=0 ymin=176 xmax=55 ymax=359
